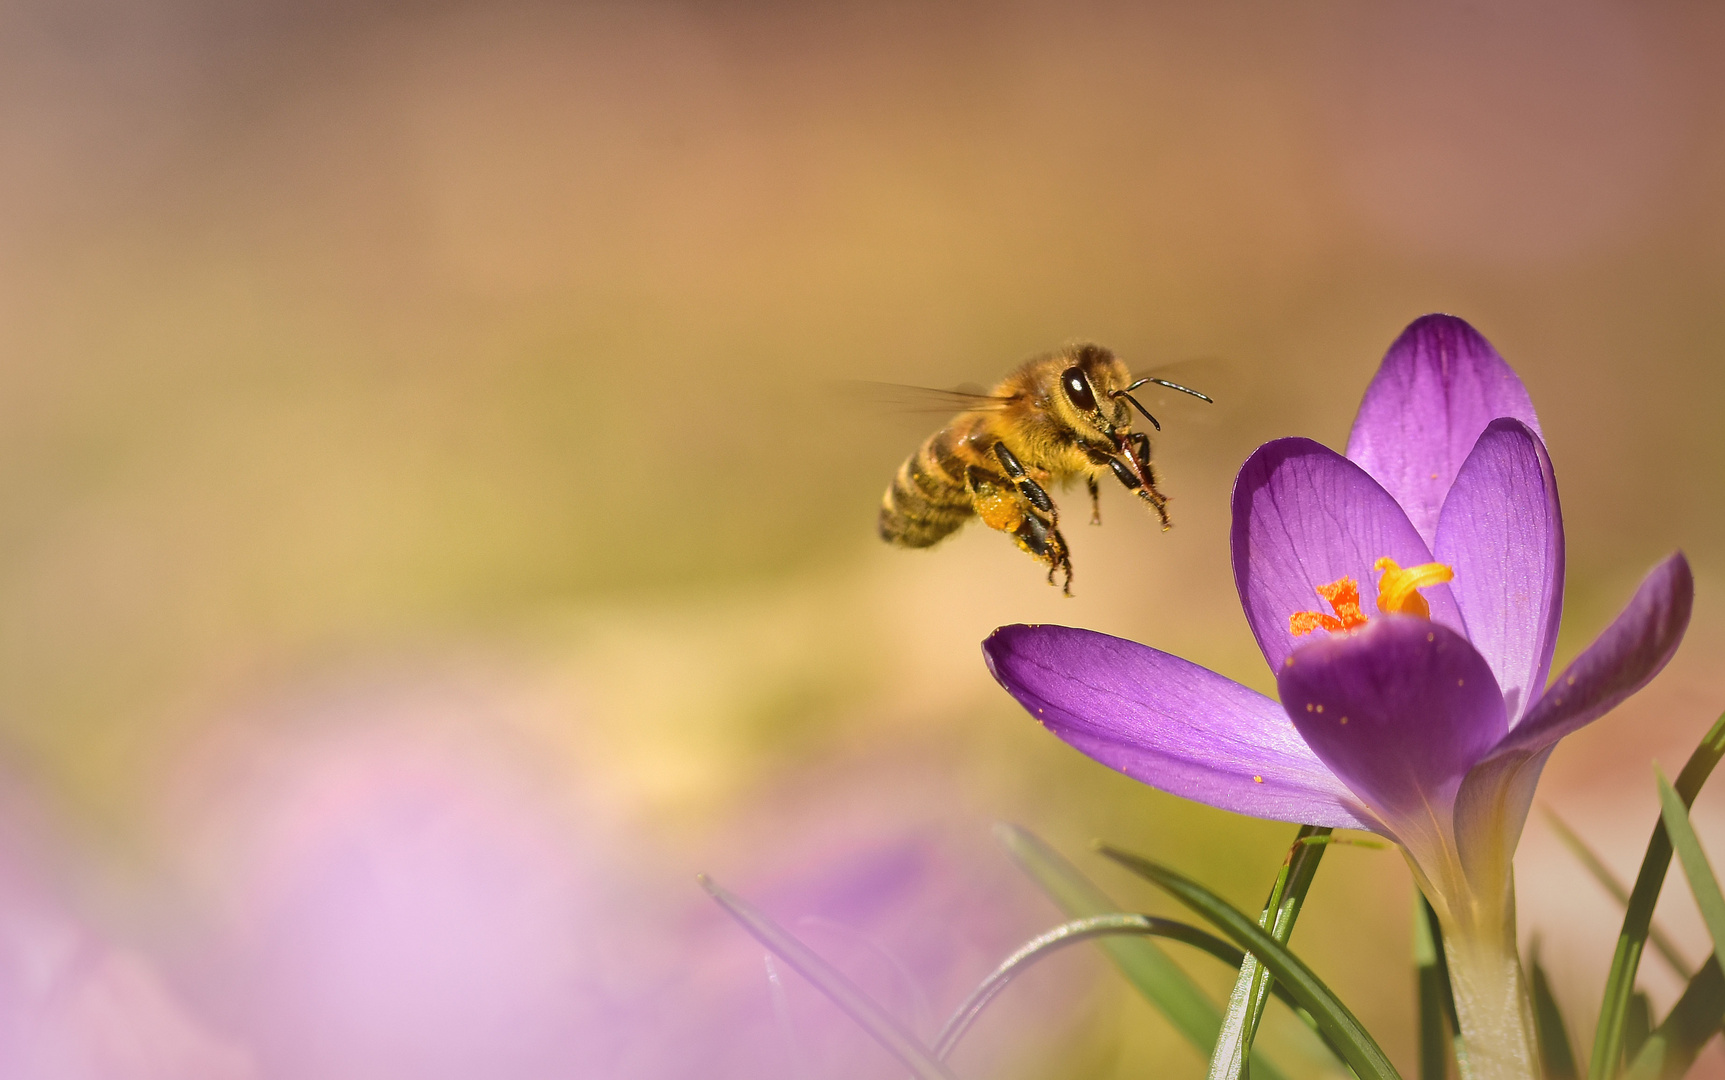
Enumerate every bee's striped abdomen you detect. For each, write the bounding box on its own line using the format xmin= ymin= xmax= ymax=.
xmin=878 ymin=427 xmax=974 ymax=548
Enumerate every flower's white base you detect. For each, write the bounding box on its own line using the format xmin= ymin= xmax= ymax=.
xmin=1440 ymin=902 xmax=1540 ymax=1080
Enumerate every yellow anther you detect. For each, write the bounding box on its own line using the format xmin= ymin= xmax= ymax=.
xmin=1290 ymin=557 xmax=1455 ymax=637
xmin=1373 ymin=557 xmax=1454 ymax=618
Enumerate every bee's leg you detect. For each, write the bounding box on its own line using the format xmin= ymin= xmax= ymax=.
xmin=1108 ymin=453 xmax=1172 ymax=530
xmin=990 ymin=444 xmax=1059 ymax=524
xmin=1135 ymin=477 xmax=1171 ymax=530
xmin=1086 ymin=476 xmax=1102 ymax=525
xmin=988 ymin=444 xmax=1073 ymax=590
xmin=1133 ymin=431 xmax=1173 ymax=530
xmin=966 ymin=464 xmax=1073 ymax=595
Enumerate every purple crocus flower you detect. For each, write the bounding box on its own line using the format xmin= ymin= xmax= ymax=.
xmin=984 ymin=315 xmax=1692 ymax=1080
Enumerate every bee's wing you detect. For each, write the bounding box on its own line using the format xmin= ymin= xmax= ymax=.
xmin=833 ymin=380 xmax=1018 ymax=414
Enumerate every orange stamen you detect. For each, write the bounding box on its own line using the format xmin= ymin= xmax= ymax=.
xmin=1287 ymin=558 xmax=1454 ymax=637
xmin=1289 ymin=610 xmax=1344 ymax=636
xmin=1289 ymin=576 xmax=1369 ymax=636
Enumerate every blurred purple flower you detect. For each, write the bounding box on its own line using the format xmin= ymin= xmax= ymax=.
xmin=0 ymin=683 xmax=1084 ymax=1079
xmin=672 ymin=768 xmax=1085 ymax=1080
xmin=983 ymin=314 xmax=1691 ymax=1080
xmin=0 ymin=775 xmax=256 ymax=1080
xmin=157 ymin=687 xmax=651 ymax=1080
xmin=162 ymin=684 xmax=1069 ymax=1080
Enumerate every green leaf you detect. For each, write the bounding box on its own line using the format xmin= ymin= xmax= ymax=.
xmin=1529 ymin=939 xmax=1580 ymax=1080
xmin=697 ymin=874 xmax=956 ymax=1080
xmin=1294 ymin=833 xmax=1388 ymax=850
xmin=1624 ymin=991 xmax=1653 ymax=1066
xmin=1099 ymin=842 xmax=1403 ymax=1080
xmin=1209 ymin=825 xmax=1330 ymax=1080
xmin=1590 ymin=709 xmax=1725 ymax=1080
xmin=1657 ymin=768 xmax=1725 ymax=974
xmin=1622 ymin=957 xmax=1725 ymax=1080
xmin=931 ymin=912 xmax=1330 ymax=1061
xmin=1414 ymin=895 xmax=1460 ymax=1080
xmin=994 ymin=824 xmax=1289 ymax=1077
xmin=1545 ymin=807 xmax=1690 ymax=978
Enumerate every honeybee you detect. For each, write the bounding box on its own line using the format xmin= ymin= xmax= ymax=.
xmin=878 ymin=342 xmax=1210 ymax=594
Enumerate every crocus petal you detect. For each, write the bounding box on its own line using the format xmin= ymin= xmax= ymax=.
xmin=983 ymin=624 xmax=1379 ymax=831
xmin=1453 ymin=552 xmax=1692 ymax=898
xmin=1346 ymin=315 xmax=1542 ymax=546
xmin=1433 ymin=418 xmax=1564 ymax=725
xmin=1278 ymin=618 xmax=1506 ymax=869
xmin=1493 ymin=551 xmax=1692 ymax=759
xmin=1232 ymin=437 xmax=1463 ymax=672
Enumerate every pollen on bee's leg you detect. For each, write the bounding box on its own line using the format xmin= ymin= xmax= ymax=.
xmin=1373 ymin=557 xmax=1454 ymax=618
xmin=1289 ymin=575 xmax=1368 ymax=636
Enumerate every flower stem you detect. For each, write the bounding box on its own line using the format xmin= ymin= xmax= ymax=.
xmin=1440 ymin=911 xmax=1540 ymax=1080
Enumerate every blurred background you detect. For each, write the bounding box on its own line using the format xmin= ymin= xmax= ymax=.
xmin=0 ymin=0 xmax=1722 ymax=1076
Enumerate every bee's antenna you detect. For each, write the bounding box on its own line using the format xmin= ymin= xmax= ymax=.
xmin=1123 ymin=377 xmax=1214 ymax=403
xmin=1113 ymin=390 xmax=1161 ymax=431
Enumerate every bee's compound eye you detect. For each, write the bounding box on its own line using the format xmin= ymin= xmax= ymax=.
xmin=1060 ymin=367 xmax=1098 ymax=413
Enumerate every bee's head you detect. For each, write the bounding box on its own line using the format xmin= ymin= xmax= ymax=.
xmin=1052 ymin=343 xmax=1135 ymax=435
xmin=1046 ymin=343 xmax=1212 ymax=490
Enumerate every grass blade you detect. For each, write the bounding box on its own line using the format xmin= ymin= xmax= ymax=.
xmin=1622 ymin=957 xmax=1725 ymax=1080
xmin=1590 ymin=709 xmax=1725 ymax=1080
xmin=1529 ymin=939 xmax=1579 ymax=1080
xmin=1657 ymin=768 xmax=1725 ymax=973
xmin=765 ymin=955 xmax=814 ymax=1080
xmin=698 ymin=874 xmax=957 ymax=1080
xmin=1099 ymin=842 xmax=1403 ymax=1080
xmin=1209 ymin=825 xmax=1331 ymax=1080
xmin=1415 ymin=895 xmax=1460 ymax=1080
xmin=993 ymin=824 xmax=1280 ymax=1074
xmin=1624 ymin=991 xmax=1653 ymax=1066
xmin=930 ymin=913 xmax=1327 ymax=1061
xmin=1545 ymin=808 xmax=1690 ymax=978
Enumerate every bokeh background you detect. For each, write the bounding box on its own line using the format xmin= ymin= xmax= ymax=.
xmin=1 ymin=0 xmax=1723 ymax=1076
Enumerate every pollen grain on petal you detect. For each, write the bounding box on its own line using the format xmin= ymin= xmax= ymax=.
xmin=1253 ymin=775 xmax=1263 ymax=783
